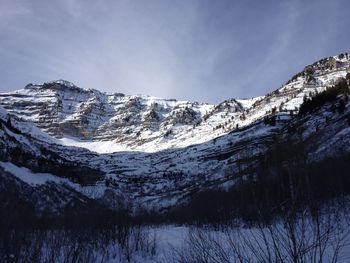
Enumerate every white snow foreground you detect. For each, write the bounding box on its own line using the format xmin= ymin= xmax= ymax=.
xmin=87 ymin=216 xmax=350 ymax=263
xmin=11 ymin=221 xmax=349 ymax=263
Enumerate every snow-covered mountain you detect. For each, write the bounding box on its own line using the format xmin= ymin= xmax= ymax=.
xmin=0 ymin=53 xmax=347 ymax=154
xmin=1 ymin=53 xmax=350 ymax=213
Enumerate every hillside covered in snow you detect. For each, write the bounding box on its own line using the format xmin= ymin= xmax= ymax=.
xmin=0 ymin=53 xmax=350 ymax=213
xmin=1 ymin=53 xmax=349 ymax=154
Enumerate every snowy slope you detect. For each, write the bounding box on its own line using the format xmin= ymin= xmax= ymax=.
xmin=1 ymin=54 xmax=349 ymax=153
xmin=0 ymin=53 xmax=350 ymax=212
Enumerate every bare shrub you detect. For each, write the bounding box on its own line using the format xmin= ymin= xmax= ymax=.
xmin=168 ymin=208 xmax=350 ymax=263
xmin=0 ymin=224 xmax=157 ymax=263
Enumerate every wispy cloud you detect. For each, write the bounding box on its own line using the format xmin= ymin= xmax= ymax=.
xmin=0 ymin=0 xmax=349 ymax=102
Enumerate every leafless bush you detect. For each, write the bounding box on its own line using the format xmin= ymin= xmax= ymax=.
xmin=168 ymin=208 xmax=350 ymax=263
xmin=0 ymin=224 xmax=157 ymax=263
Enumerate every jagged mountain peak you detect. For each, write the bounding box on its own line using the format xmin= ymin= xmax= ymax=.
xmin=0 ymin=53 xmax=350 ymax=212
xmin=1 ymin=53 xmax=350 ymax=154
xmin=284 ymin=53 xmax=350 ymax=86
xmin=24 ymin=79 xmax=99 ymax=95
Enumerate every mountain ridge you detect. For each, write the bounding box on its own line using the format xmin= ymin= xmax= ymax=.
xmin=0 ymin=53 xmax=350 ymax=213
xmin=1 ymin=53 xmax=349 ymax=153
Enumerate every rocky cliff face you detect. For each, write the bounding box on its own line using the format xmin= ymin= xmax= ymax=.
xmin=1 ymin=55 xmax=350 ymax=153
xmin=0 ymin=53 xmax=350 ymax=213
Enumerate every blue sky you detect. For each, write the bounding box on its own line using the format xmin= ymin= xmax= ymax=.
xmin=0 ymin=0 xmax=349 ymax=103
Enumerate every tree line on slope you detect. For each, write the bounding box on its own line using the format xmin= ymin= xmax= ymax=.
xmin=299 ymin=76 xmax=350 ymax=116
xmin=159 ymin=138 xmax=350 ymax=227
